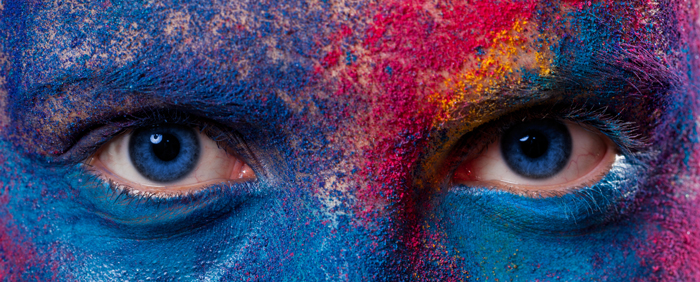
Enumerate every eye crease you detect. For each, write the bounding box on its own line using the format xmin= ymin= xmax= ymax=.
xmin=453 ymin=119 xmax=618 ymax=197
xmin=89 ymin=124 xmax=256 ymax=195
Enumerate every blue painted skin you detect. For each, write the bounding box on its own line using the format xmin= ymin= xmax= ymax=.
xmin=444 ymin=156 xmax=645 ymax=279
xmin=0 ymin=0 xmax=699 ymax=281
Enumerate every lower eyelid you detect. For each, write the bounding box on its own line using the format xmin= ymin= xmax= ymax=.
xmin=72 ymin=173 xmax=263 ymax=238
xmin=448 ymin=155 xmax=638 ymax=233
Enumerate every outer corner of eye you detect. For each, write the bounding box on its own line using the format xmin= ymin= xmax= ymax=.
xmin=87 ymin=124 xmax=256 ymax=195
xmin=452 ymin=119 xmax=618 ymax=196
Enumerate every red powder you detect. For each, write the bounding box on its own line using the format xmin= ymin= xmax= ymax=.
xmin=353 ymin=0 xmax=536 ymax=198
xmin=325 ymin=0 xmax=537 ymax=278
xmin=0 ymin=185 xmax=40 ymax=281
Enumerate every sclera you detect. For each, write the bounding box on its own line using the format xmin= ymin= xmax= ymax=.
xmin=89 ymin=128 xmax=256 ymax=195
xmin=453 ymin=121 xmax=618 ymax=196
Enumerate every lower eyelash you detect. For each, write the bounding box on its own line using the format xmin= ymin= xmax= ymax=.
xmin=81 ymin=161 xmax=233 ymax=206
xmin=73 ymin=163 xmax=263 ymax=238
xmin=473 ymin=165 xmax=612 ymax=199
xmin=454 ymin=156 xmax=640 ymax=233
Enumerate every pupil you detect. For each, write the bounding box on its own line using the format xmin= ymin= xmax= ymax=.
xmin=150 ymin=133 xmax=180 ymax=161
xmin=500 ymin=119 xmax=571 ymax=179
xmin=518 ymin=130 xmax=549 ymax=158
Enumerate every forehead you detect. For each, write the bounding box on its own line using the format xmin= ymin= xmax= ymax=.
xmin=18 ymin=0 xmax=677 ymax=88
xmin=3 ymin=0 xmax=687 ymax=160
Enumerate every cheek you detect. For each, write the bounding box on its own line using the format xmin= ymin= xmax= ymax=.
xmin=0 ymin=142 xmax=72 ymax=279
xmin=439 ymin=197 xmax=647 ymax=279
xmin=633 ymin=133 xmax=700 ymax=276
xmin=0 ymin=76 xmax=8 ymax=131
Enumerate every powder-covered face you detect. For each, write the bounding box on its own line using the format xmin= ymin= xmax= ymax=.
xmin=1 ymin=0 xmax=699 ymax=280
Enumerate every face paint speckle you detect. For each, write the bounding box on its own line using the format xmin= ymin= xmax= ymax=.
xmin=1 ymin=0 xmax=700 ymax=280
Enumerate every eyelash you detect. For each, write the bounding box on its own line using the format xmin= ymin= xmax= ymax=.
xmin=448 ymin=102 xmax=646 ymax=196
xmin=78 ymin=109 xmax=254 ymax=202
xmin=99 ymin=109 xmax=244 ymax=152
xmin=452 ymin=132 xmax=642 ymax=233
xmin=81 ymin=157 xmax=261 ymax=212
xmin=74 ymin=102 xmax=644 ymax=210
xmin=94 ymin=175 xmax=246 ymax=204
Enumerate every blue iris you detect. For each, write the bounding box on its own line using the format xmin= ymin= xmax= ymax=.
xmin=129 ymin=124 xmax=200 ymax=183
xmin=500 ymin=119 xmax=572 ymax=179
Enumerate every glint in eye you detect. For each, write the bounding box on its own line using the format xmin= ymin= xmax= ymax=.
xmin=89 ymin=124 xmax=256 ymax=195
xmin=453 ymin=119 xmax=617 ymax=196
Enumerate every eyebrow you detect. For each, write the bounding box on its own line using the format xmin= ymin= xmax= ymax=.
xmin=444 ymin=44 xmax=680 ymax=129
xmin=8 ymin=61 xmax=267 ymax=160
xmin=9 ymin=42 xmax=680 ymax=163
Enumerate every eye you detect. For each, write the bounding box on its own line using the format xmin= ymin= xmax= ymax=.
xmin=452 ymin=119 xmax=618 ymax=197
xmin=89 ymin=123 xmax=256 ymax=195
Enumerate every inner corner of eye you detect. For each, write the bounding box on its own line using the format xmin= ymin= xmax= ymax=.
xmin=89 ymin=123 xmax=256 ymax=194
xmin=452 ymin=118 xmax=618 ymax=194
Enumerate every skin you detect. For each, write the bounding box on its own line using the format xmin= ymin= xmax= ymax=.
xmin=1 ymin=0 xmax=699 ymax=280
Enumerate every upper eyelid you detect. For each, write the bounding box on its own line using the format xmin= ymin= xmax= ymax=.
xmin=448 ymin=104 xmax=645 ymax=169
xmin=48 ymin=111 xmax=236 ymax=166
xmin=46 ymin=121 xmax=134 ymax=165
